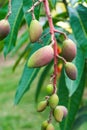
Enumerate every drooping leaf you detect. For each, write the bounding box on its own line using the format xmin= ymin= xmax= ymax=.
xmin=0 ymin=4 xmax=7 ymax=19
xmin=15 ymin=26 xmax=52 ymax=104
xmin=58 ymin=64 xmax=86 ymax=130
xmin=72 ymin=114 xmax=87 ymax=130
xmin=14 ymin=44 xmax=42 ymax=104
xmin=12 ymin=44 xmax=30 ymax=71
xmin=68 ymin=5 xmax=87 ymax=49
xmin=65 ymin=5 xmax=87 ymax=96
xmin=77 ymin=106 xmax=87 ymax=116
xmin=72 ymin=106 xmax=87 ymax=130
xmin=11 ymin=30 xmax=29 ymax=56
xmin=4 ymin=0 xmax=24 ymax=56
xmin=35 ymin=62 xmax=53 ymax=102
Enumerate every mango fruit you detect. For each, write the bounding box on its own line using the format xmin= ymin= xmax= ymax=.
xmin=49 ymin=94 xmax=59 ymax=109
xmin=62 ymin=38 xmax=76 ymax=61
xmin=46 ymin=84 xmax=54 ymax=95
xmin=65 ymin=62 xmax=77 ymax=80
xmin=46 ymin=123 xmax=54 ymax=130
xmin=27 ymin=45 xmax=54 ymax=68
xmin=29 ymin=19 xmax=43 ymax=42
xmin=0 ymin=19 xmax=10 ymax=40
xmin=37 ymin=100 xmax=47 ymax=112
xmin=57 ymin=106 xmax=68 ymax=117
xmin=54 ymin=106 xmax=63 ymax=122
xmin=41 ymin=120 xmax=49 ymax=130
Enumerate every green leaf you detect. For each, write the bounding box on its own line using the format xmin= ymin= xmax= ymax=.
xmin=35 ymin=62 xmax=53 ymax=102
xmin=68 ymin=5 xmax=87 ymax=49
xmin=12 ymin=44 xmax=30 ymax=71
xmin=0 ymin=4 xmax=7 ymax=19
xmin=14 ymin=44 xmax=42 ymax=104
xmin=72 ymin=114 xmax=87 ymax=130
xmin=58 ymin=64 xmax=86 ymax=130
xmin=65 ymin=5 xmax=87 ymax=96
xmin=4 ymin=0 xmax=24 ymax=56
xmin=65 ymin=47 xmax=85 ymax=96
xmin=11 ymin=30 xmax=29 ymax=56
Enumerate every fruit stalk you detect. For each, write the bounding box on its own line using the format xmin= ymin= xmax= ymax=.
xmin=27 ymin=0 xmax=43 ymax=13
xmin=43 ymin=0 xmax=58 ymax=93
xmin=6 ymin=0 xmax=12 ymax=19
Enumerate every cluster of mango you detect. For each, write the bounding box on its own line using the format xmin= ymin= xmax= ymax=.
xmin=37 ymin=83 xmax=68 ymax=130
xmin=28 ymin=19 xmax=77 ymax=81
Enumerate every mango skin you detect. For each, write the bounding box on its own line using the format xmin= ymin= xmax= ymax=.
xmin=65 ymin=62 xmax=77 ymax=80
xmin=41 ymin=120 xmax=49 ymax=130
xmin=46 ymin=84 xmax=54 ymax=95
xmin=29 ymin=19 xmax=43 ymax=42
xmin=27 ymin=45 xmax=54 ymax=68
xmin=0 ymin=19 xmax=10 ymax=40
xmin=54 ymin=106 xmax=64 ymax=122
xmin=37 ymin=100 xmax=47 ymax=112
xmin=49 ymin=94 xmax=59 ymax=109
xmin=46 ymin=123 xmax=54 ymax=130
xmin=58 ymin=106 xmax=68 ymax=117
xmin=62 ymin=39 xmax=76 ymax=61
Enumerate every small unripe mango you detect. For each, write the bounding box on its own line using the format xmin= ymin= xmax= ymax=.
xmin=41 ymin=120 xmax=49 ymax=130
xmin=49 ymin=94 xmax=59 ymax=109
xmin=29 ymin=19 xmax=43 ymax=42
xmin=27 ymin=45 xmax=54 ymax=68
xmin=65 ymin=62 xmax=77 ymax=80
xmin=37 ymin=100 xmax=47 ymax=112
xmin=0 ymin=19 xmax=10 ymax=40
xmin=62 ymin=38 xmax=76 ymax=61
xmin=54 ymin=106 xmax=63 ymax=122
xmin=46 ymin=84 xmax=53 ymax=95
xmin=46 ymin=123 xmax=54 ymax=130
xmin=58 ymin=106 xmax=68 ymax=117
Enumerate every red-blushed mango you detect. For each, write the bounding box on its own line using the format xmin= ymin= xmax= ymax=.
xmin=57 ymin=105 xmax=68 ymax=117
xmin=27 ymin=45 xmax=54 ymax=68
xmin=54 ymin=106 xmax=64 ymax=122
xmin=37 ymin=100 xmax=47 ymax=112
xmin=49 ymin=94 xmax=59 ymax=109
xmin=29 ymin=19 xmax=43 ymax=42
xmin=65 ymin=62 xmax=77 ymax=80
xmin=0 ymin=19 xmax=10 ymax=40
xmin=62 ymin=38 xmax=76 ymax=61
xmin=46 ymin=123 xmax=54 ymax=130
xmin=41 ymin=120 xmax=49 ymax=130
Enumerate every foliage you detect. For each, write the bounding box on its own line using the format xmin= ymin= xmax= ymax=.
xmin=0 ymin=0 xmax=87 ymax=130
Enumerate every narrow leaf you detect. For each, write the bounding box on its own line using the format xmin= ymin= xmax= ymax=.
xmin=4 ymin=0 xmax=23 ymax=56
xmin=11 ymin=30 xmax=29 ymax=56
xmin=72 ymin=114 xmax=87 ymax=130
xmin=35 ymin=62 xmax=53 ymax=102
xmin=68 ymin=5 xmax=87 ymax=49
xmin=14 ymin=44 xmax=42 ymax=104
xmin=58 ymin=64 xmax=86 ymax=130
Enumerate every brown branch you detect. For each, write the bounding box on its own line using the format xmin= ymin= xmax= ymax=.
xmin=43 ymin=0 xmax=58 ymax=94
